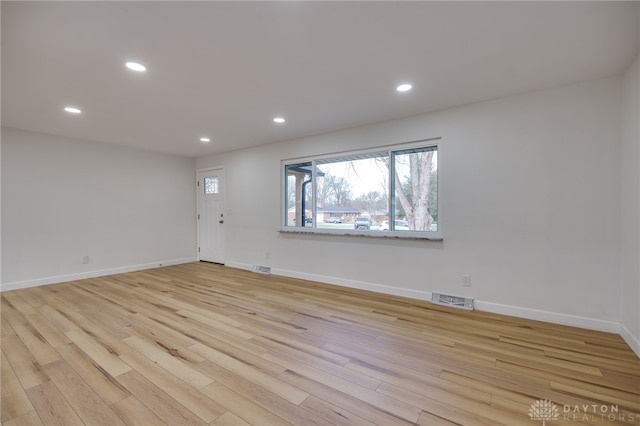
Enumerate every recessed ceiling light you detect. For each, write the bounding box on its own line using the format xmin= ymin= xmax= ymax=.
xmin=273 ymin=117 xmax=285 ymax=124
xmin=200 ymin=137 xmax=211 ymax=143
xmin=125 ymin=62 xmax=147 ymax=72
xmin=396 ymin=83 xmax=412 ymax=92
xmin=64 ymin=106 xmax=82 ymax=114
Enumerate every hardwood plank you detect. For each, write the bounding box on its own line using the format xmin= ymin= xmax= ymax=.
xmin=122 ymin=335 xmax=212 ymax=389
xmin=54 ymin=343 xmax=131 ymax=405
xmin=65 ymin=330 xmax=132 ymax=377
xmin=252 ymin=330 xmax=350 ymax=365
xmin=190 ymin=342 xmax=309 ymax=404
xmin=195 ymin=359 xmax=328 ymax=426
xmin=23 ymin=313 xmax=71 ymax=348
xmin=1 ymin=296 xmax=29 ymax=328
xmin=1 ymin=350 xmax=34 ymax=422
xmin=25 ymin=381 xmax=84 ymax=425
xmin=376 ymin=381 xmax=523 ymax=426
xmin=200 ymin=382 xmax=293 ymax=426
xmin=11 ymin=323 xmax=60 ymax=365
xmin=495 ymin=358 xmax=617 ymax=391
xmin=156 ymin=294 xmax=245 ymax=328
xmin=14 ymin=286 xmax=50 ymax=310
xmin=1 ymin=312 xmax=17 ymax=338
xmin=438 ymin=368 xmax=551 ymax=405
xmin=2 ymin=335 xmax=50 ymax=389
xmin=254 ymin=336 xmax=382 ymax=390
xmin=186 ymin=328 xmax=285 ymax=377
xmin=37 ymin=304 xmax=82 ymax=334
xmin=127 ymin=300 xmax=195 ymax=333
xmin=115 ymin=370 xmax=209 ymax=425
xmin=48 ymin=293 xmax=133 ymax=356
xmin=179 ymin=309 xmax=256 ymax=340
xmin=544 ymin=347 xmax=640 ymax=376
xmin=234 ymin=307 xmax=309 ymax=335
xmin=596 ymin=368 xmax=640 ymax=394
xmin=3 ymin=410 xmax=44 ymax=426
xmin=183 ymin=325 xmax=269 ymax=358
xmin=488 ymin=394 xmax=537 ymax=419
xmin=2 ymin=292 xmax=38 ymax=316
xmin=550 ymin=380 xmax=640 ymax=412
xmin=345 ymin=356 xmax=492 ymax=405
xmin=262 ymin=350 xmax=421 ymax=423
xmin=416 ymin=410 xmax=460 ymax=426
xmin=110 ymin=395 xmax=168 ymax=426
xmin=299 ymin=395 xmax=376 ymax=426
xmin=42 ymin=359 xmax=126 ymax=425
xmin=120 ymin=350 xmax=225 ymax=422
xmin=278 ymin=369 xmax=416 ymax=426
xmin=124 ymin=323 xmax=206 ymax=364
xmin=125 ymin=312 xmax=200 ymax=348
xmin=455 ymin=338 xmax=604 ymax=376
xmin=211 ymin=411 xmax=252 ymax=426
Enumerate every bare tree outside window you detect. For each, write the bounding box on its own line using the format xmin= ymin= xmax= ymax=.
xmin=393 ymin=148 xmax=437 ymax=231
xmin=353 ymin=191 xmax=387 ymax=218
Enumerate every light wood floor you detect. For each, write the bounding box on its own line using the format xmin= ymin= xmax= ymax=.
xmin=2 ymin=262 xmax=639 ymax=425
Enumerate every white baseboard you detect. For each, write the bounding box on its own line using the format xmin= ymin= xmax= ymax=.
xmin=620 ymin=323 xmax=640 ymax=358
xmin=225 ymin=261 xmax=435 ymax=302
xmin=226 ymin=261 xmax=624 ymax=337
xmin=475 ymin=300 xmax=621 ymax=334
xmin=224 ymin=261 xmax=254 ymax=272
xmin=0 ymin=257 xmax=198 ymax=292
xmin=278 ymin=267 xmax=435 ymax=302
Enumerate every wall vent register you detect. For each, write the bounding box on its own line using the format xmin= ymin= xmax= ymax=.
xmin=431 ymin=293 xmax=474 ymax=310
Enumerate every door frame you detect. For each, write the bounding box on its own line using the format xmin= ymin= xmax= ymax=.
xmin=196 ymin=166 xmax=226 ymax=263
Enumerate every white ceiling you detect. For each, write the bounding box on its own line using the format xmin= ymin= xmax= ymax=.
xmin=2 ymin=1 xmax=638 ymax=158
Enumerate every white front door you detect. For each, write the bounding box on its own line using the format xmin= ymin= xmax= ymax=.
xmin=197 ymin=168 xmax=225 ymax=264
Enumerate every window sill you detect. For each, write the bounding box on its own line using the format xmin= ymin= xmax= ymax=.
xmin=279 ymin=228 xmax=443 ymax=241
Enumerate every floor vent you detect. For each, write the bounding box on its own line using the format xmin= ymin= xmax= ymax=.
xmin=253 ymin=265 xmax=271 ymax=274
xmin=431 ymin=293 xmax=474 ymax=310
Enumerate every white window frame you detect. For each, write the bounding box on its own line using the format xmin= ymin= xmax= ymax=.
xmin=281 ymin=138 xmax=442 ymax=241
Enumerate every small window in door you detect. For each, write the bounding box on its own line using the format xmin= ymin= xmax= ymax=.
xmin=204 ymin=176 xmax=219 ymax=194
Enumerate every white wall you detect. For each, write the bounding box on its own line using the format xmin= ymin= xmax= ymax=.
xmin=1 ymin=128 xmax=197 ymax=289
xmin=621 ymin=55 xmax=640 ymax=354
xmin=197 ymin=76 xmax=624 ymax=331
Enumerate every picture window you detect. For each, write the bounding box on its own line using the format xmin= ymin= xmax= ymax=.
xmin=282 ymin=139 xmax=440 ymax=239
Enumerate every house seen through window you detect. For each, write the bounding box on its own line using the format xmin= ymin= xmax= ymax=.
xmin=284 ymin=140 xmax=439 ymax=237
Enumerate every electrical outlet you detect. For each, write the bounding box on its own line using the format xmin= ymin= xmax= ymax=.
xmin=81 ymin=256 xmax=90 ymax=264
xmin=265 ymin=252 xmax=271 ymax=259
xmin=462 ymin=275 xmax=471 ymax=287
